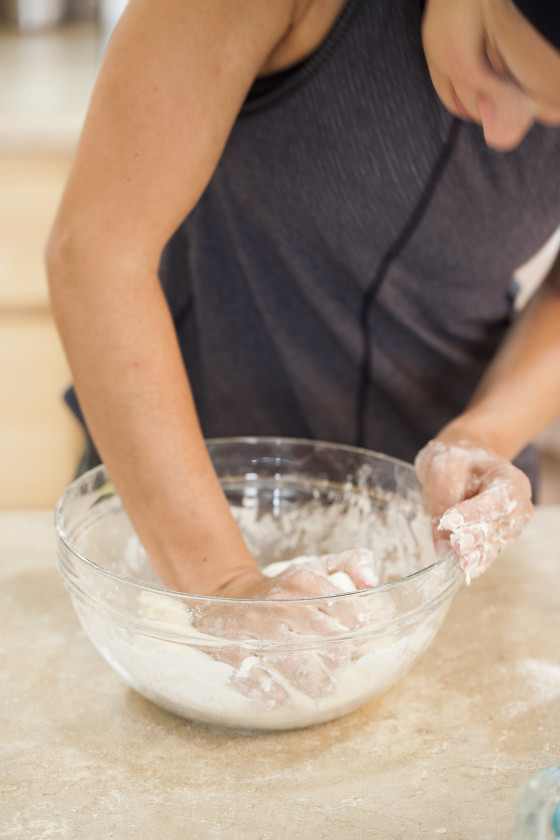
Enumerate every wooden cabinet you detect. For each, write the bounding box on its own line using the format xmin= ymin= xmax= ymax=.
xmin=0 ymin=154 xmax=83 ymax=508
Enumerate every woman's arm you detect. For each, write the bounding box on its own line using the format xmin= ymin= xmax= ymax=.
xmin=47 ymin=0 xmax=303 ymax=595
xmin=416 ymin=257 xmax=560 ymax=578
xmin=442 ymin=254 xmax=560 ymax=457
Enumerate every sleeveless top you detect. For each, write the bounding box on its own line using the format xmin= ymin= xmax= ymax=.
xmin=71 ymin=0 xmax=560 ymax=484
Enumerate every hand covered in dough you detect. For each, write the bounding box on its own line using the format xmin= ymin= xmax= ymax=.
xmin=195 ymin=549 xmax=381 ymax=706
xmin=414 ymin=437 xmax=534 ymax=581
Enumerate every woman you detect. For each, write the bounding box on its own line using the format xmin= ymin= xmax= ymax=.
xmin=47 ymin=0 xmax=560 ymax=602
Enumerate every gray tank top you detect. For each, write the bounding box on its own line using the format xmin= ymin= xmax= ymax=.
xmin=88 ymin=0 xmax=560 ymax=484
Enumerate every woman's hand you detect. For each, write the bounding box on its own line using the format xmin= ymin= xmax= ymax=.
xmin=413 ymin=267 xmax=560 ymax=581
xmin=413 ymin=269 xmax=560 ymax=581
xmin=214 ymin=548 xmax=381 ymax=599
xmin=415 ymin=436 xmax=534 ymax=581
xmin=194 ymin=549 xmax=381 ymax=705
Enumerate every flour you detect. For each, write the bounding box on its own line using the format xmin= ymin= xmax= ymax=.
xmin=230 ymin=489 xmax=436 ymax=583
xmin=75 ymin=492 xmax=456 ymax=730
xmin=501 ymin=658 xmax=560 ymax=721
xmin=80 ymin=575 xmax=446 ymax=730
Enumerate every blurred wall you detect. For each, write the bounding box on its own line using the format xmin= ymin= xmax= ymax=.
xmin=0 ymin=18 xmax=98 ymax=508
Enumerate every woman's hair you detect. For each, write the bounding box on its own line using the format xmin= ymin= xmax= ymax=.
xmin=511 ymin=0 xmax=560 ymax=51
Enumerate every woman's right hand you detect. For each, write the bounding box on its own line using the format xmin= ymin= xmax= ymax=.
xmin=194 ymin=548 xmax=381 ymax=706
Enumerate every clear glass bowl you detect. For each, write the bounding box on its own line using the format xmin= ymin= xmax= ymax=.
xmin=55 ymin=437 xmax=461 ymax=731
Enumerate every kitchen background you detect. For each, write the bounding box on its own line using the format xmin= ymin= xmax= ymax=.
xmin=1 ymin=0 xmax=559 ymax=510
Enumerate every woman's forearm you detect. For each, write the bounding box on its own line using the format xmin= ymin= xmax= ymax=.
xmin=47 ymin=245 xmax=258 ymax=593
xmin=43 ymin=0 xmax=301 ymax=593
xmin=438 ymin=262 xmax=560 ymax=460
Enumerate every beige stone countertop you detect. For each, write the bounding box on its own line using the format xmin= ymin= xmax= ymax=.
xmin=2 ymin=509 xmax=559 ymax=839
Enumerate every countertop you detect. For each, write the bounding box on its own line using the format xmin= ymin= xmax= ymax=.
xmin=1 ymin=508 xmax=559 ymax=839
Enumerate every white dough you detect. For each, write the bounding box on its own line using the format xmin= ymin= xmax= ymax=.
xmin=82 ymin=550 xmax=445 ymax=731
xmin=82 ymin=493 xmax=444 ymax=730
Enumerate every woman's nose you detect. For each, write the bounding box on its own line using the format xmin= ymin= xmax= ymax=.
xmin=475 ymin=91 xmax=535 ymax=151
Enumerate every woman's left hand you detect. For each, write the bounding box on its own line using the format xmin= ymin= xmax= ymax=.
xmin=415 ymin=435 xmax=534 ymax=581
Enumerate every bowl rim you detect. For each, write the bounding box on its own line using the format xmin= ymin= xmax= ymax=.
xmin=54 ymin=435 xmax=461 ymax=604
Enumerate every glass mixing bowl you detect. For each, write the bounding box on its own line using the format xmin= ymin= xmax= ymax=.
xmin=55 ymin=437 xmax=461 ymax=731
